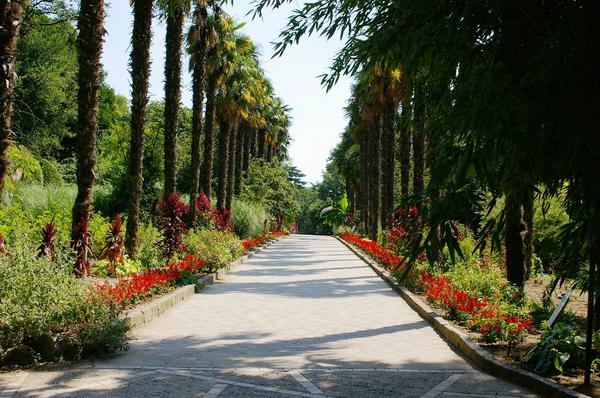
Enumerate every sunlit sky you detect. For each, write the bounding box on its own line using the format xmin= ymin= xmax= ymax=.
xmin=102 ymin=1 xmax=352 ymax=184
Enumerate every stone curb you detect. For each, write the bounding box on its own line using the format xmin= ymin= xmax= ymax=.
xmin=335 ymin=236 xmax=590 ymax=398
xmin=123 ymin=236 xmax=284 ymax=330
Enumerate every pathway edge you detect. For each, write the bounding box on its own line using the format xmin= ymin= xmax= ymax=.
xmin=335 ymin=236 xmax=590 ymax=398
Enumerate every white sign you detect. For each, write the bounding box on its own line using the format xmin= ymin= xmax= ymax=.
xmin=548 ymin=290 xmax=572 ymax=328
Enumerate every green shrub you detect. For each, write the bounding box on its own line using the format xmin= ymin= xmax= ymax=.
xmin=184 ymin=228 xmax=243 ymax=273
xmin=6 ymin=145 xmax=43 ymax=185
xmin=134 ymin=222 xmax=163 ymax=269
xmin=231 ymin=199 xmax=268 ymax=239
xmin=0 ymin=242 xmax=127 ymax=360
xmin=40 ymin=158 xmax=64 ymax=185
xmin=533 ymin=197 xmax=570 ymax=272
xmin=443 ymin=235 xmax=506 ymax=299
xmin=523 ymin=322 xmax=585 ymax=374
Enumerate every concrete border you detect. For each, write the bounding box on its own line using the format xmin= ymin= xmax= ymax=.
xmin=124 ymin=236 xmax=284 ymax=330
xmin=336 ymin=236 xmax=590 ymax=398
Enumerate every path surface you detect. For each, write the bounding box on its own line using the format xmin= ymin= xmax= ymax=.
xmin=1 ymin=235 xmax=540 ymax=397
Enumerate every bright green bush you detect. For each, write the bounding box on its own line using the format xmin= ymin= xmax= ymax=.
xmin=40 ymin=158 xmax=64 ymax=185
xmin=6 ymin=145 xmax=43 ymax=185
xmin=184 ymin=229 xmax=244 ymax=273
xmin=134 ymin=222 xmax=163 ymax=269
xmin=0 ymin=243 xmax=127 ymax=359
xmin=231 ymin=199 xmax=268 ymax=239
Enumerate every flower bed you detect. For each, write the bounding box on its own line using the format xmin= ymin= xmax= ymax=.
xmin=96 ymin=254 xmax=206 ymax=307
xmin=339 ymin=233 xmax=532 ymax=347
xmin=242 ymin=231 xmax=286 ymax=251
xmin=339 ymin=233 xmax=404 ymax=270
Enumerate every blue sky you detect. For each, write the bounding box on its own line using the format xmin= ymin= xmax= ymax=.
xmin=102 ymin=1 xmax=351 ymax=184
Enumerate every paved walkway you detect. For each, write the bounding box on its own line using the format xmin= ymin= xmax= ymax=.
xmin=1 ymin=235 xmax=539 ymax=397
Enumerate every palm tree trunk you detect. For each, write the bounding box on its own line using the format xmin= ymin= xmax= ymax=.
xmin=72 ymin=0 xmax=104 ymax=242
xmin=0 ymin=0 xmax=24 ymax=205
xmin=216 ymin=121 xmax=230 ymax=210
xmin=187 ymin=4 xmax=208 ymax=225
xmin=250 ymin=129 xmax=258 ymax=158
xmin=523 ymin=190 xmax=534 ymax=280
xmin=381 ymin=100 xmax=396 ymax=229
xmin=257 ymin=129 xmax=266 ymax=159
xmin=125 ymin=0 xmax=152 ymax=254
xmin=243 ymin=130 xmax=251 ymax=172
xmin=163 ymin=8 xmax=184 ymax=195
xmin=201 ymin=73 xmax=217 ymax=199
xmin=369 ymin=124 xmax=381 ymax=241
xmin=360 ymin=132 xmax=369 ymax=229
xmin=412 ymin=100 xmax=425 ymax=203
xmin=504 ymin=191 xmax=526 ymax=287
xmin=399 ymin=98 xmax=411 ymax=200
xmin=234 ymin=127 xmax=244 ymax=196
xmin=225 ymin=123 xmax=237 ymax=210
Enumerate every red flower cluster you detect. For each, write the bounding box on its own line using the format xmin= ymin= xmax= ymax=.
xmin=419 ymin=270 xmax=532 ymax=343
xmin=96 ymin=255 xmax=206 ymax=306
xmin=418 ymin=271 xmax=488 ymax=316
xmin=242 ymin=231 xmax=286 ymax=250
xmin=340 ymin=233 xmax=404 ymax=271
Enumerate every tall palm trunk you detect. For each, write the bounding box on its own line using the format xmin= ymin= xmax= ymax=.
xmin=72 ymin=0 xmax=105 ymax=241
xmin=225 ymin=123 xmax=237 ymax=210
xmin=369 ymin=123 xmax=381 ymax=241
xmin=188 ymin=4 xmax=209 ymax=225
xmin=504 ymin=191 xmax=526 ymax=287
xmin=381 ymin=99 xmax=396 ymax=228
xmin=163 ymin=8 xmax=184 ymax=195
xmin=0 ymin=0 xmax=24 ymax=204
xmin=523 ymin=190 xmax=534 ymax=280
xmin=234 ymin=127 xmax=244 ymax=196
xmin=243 ymin=129 xmax=251 ymax=172
xmin=201 ymin=73 xmax=217 ymax=199
xmin=216 ymin=120 xmax=230 ymax=210
xmin=412 ymin=90 xmax=425 ymax=203
xmin=249 ymin=129 xmax=258 ymax=158
xmin=125 ymin=0 xmax=153 ymax=254
xmin=360 ymin=132 xmax=369 ymax=228
xmin=257 ymin=129 xmax=266 ymax=159
xmin=399 ymin=98 xmax=411 ymax=200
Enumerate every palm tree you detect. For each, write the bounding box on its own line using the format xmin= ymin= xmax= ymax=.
xmin=0 ymin=0 xmax=25 ymax=204
xmin=71 ymin=0 xmax=105 ymax=247
xmin=125 ymin=0 xmax=153 ymax=254
xmin=380 ymin=66 xmax=403 ymax=228
xmin=399 ymin=95 xmax=411 ymax=200
xmin=159 ymin=0 xmax=190 ymax=195
xmin=412 ymin=84 xmax=425 ymax=203
xmin=200 ymin=5 xmax=223 ymax=200
xmin=187 ymin=1 xmax=214 ymax=224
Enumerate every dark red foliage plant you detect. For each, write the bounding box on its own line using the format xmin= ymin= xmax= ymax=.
xmin=38 ymin=220 xmax=58 ymax=261
xmin=72 ymin=218 xmax=92 ymax=277
xmin=195 ymin=191 xmax=212 ymax=214
xmin=99 ymin=215 xmax=125 ymax=277
xmin=159 ymin=193 xmax=188 ymax=260
xmin=213 ymin=206 xmax=232 ymax=232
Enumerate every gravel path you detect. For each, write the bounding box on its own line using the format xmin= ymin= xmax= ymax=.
xmin=0 ymin=235 xmax=540 ymax=397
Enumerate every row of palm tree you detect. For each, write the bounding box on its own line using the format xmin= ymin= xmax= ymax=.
xmin=125 ymin=1 xmax=292 ymax=253
xmin=0 ymin=1 xmax=291 ymax=261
